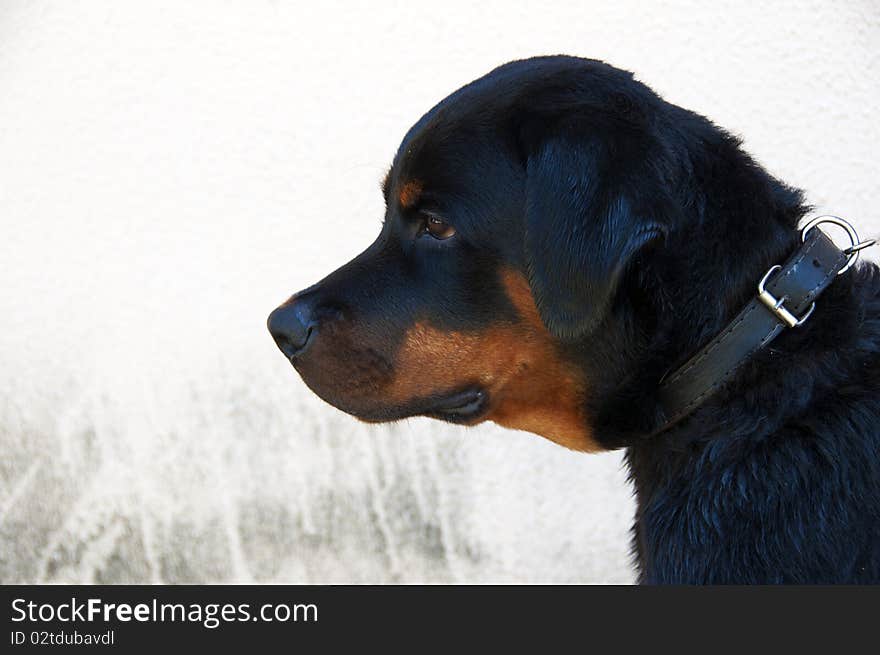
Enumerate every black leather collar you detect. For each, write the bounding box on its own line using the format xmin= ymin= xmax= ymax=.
xmin=657 ymin=217 xmax=875 ymax=432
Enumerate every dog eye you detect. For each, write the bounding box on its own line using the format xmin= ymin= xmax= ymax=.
xmin=423 ymin=215 xmax=456 ymax=240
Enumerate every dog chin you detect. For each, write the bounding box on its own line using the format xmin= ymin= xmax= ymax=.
xmin=310 ymin=386 xmax=491 ymax=426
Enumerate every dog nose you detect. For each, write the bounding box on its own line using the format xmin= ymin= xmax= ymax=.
xmin=267 ymin=297 xmax=318 ymax=359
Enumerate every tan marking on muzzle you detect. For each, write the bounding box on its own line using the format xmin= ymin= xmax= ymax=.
xmin=386 ymin=270 xmax=599 ymax=451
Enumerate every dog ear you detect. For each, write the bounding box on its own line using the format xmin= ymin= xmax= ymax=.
xmin=523 ymin=130 xmax=668 ymax=340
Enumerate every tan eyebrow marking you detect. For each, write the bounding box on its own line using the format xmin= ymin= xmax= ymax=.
xmin=398 ymin=180 xmax=423 ymax=208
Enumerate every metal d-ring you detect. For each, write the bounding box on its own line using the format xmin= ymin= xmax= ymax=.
xmin=801 ymin=215 xmax=877 ymax=275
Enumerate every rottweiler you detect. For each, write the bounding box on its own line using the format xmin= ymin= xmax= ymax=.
xmin=268 ymin=56 xmax=880 ymax=584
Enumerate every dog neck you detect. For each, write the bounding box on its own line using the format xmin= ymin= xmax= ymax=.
xmin=596 ymin=249 xmax=869 ymax=450
xmin=585 ymin=193 xmax=864 ymax=446
xmin=654 ymin=222 xmax=864 ymax=432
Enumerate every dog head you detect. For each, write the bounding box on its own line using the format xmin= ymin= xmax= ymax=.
xmin=268 ymin=56 xmax=802 ymax=450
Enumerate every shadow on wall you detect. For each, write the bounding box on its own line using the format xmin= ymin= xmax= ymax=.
xmin=0 ymin=363 xmax=634 ymax=584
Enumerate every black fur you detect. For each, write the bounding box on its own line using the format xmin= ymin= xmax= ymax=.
xmin=270 ymin=56 xmax=880 ymax=583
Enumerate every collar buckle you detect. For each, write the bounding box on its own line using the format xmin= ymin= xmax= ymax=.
xmin=757 ymin=265 xmax=816 ymax=328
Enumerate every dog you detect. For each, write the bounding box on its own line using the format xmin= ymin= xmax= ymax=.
xmin=268 ymin=56 xmax=880 ymax=584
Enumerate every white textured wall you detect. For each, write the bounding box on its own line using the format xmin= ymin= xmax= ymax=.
xmin=1 ymin=0 xmax=877 ymax=584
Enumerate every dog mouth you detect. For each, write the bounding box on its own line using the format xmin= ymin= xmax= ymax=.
xmin=421 ymin=388 xmax=489 ymax=423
